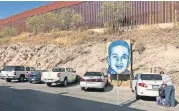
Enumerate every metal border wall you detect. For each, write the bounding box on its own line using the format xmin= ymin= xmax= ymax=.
xmin=0 ymin=1 xmax=178 ymax=32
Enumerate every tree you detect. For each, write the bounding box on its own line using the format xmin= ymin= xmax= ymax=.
xmin=27 ymin=15 xmax=42 ymax=34
xmin=71 ymin=13 xmax=83 ymax=30
xmin=57 ymin=8 xmax=83 ymax=30
xmin=99 ymin=2 xmax=131 ymax=29
xmin=40 ymin=12 xmax=59 ymax=33
xmin=27 ymin=8 xmax=83 ymax=33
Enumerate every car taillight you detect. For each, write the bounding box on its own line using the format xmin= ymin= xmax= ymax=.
xmin=57 ymin=73 xmax=61 ymax=77
xmin=80 ymin=77 xmax=85 ymax=81
xmin=138 ymin=83 xmax=147 ymax=87
xmin=96 ymin=78 xmax=103 ymax=82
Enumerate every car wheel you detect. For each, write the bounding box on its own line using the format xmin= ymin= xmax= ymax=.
xmin=19 ymin=75 xmax=25 ymax=82
xmin=63 ymin=78 xmax=68 ymax=87
xmin=29 ymin=81 xmax=32 ymax=83
xmin=105 ymin=80 xmax=108 ymax=87
xmin=132 ymin=89 xmax=134 ymax=92
xmin=100 ymin=88 xmax=105 ymax=92
xmin=6 ymin=78 xmax=11 ymax=82
xmin=47 ymin=83 xmax=52 ymax=87
xmin=135 ymin=88 xmax=140 ymax=100
xmin=75 ymin=76 xmax=79 ymax=83
xmin=81 ymin=87 xmax=85 ymax=90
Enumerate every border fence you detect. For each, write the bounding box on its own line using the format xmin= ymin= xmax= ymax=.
xmin=0 ymin=1 xmax=179 ymax=32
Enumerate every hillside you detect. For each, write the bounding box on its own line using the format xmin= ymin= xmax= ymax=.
xmin=0 ymin=26 xmax=179 ymax=91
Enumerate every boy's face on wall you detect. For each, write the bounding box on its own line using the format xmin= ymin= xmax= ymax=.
xmin=109 ymin=45 xmax=129 ymax=74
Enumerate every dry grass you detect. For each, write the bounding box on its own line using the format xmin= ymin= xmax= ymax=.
xmin=0 ymin=30 xmax=100 ymax=46
xmin=0 ymin=26 xmax=179 ymax=47
xmin=0 ymin=37 xmax=10 ymax=44
xmin=110 ymin=80 xmax=131 ymax=87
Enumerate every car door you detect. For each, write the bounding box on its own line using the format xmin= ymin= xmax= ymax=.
xmin=15 ymin=66 xmax=25 ymax=78
xmin=132 ymin=74 xmax=139 ymax=92
xmin=25 ymin=67 xmax=31 ymax=77
xmin=70 ymin=68 xmax=76 ymax=81
xmin=64 ymin=68 xmax=71 ymax=82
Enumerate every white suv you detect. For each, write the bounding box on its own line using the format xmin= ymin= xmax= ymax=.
xmin=132 ymin=73 xmax=163 ymax=99
xmin=1 ymin=66 xmax=36 ymax=82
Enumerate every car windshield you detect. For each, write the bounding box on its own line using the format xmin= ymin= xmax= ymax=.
xmin=2 ymin=66 xmax=15 ymax=71
xmin=84 ymin=72 xmax=102 ymax=76
xmin=52 ymin=68 xmax=65 ymax=72
xmin=141 ymin=74 xmax=162 ymax=80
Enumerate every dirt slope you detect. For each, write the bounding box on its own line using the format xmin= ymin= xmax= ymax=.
xmin=0 ymin=27 xmax=179 ymax=91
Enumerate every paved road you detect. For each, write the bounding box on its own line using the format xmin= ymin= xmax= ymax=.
xmin=0 ymin=80 xmax=178 ymax=111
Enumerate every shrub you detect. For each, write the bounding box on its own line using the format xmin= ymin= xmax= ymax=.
xmin=27 ymin=12 xmax=58 ymax=34
xmin=27 ymin=15 xmax=42 ymax=34
xmin=0 ymin=26 xmax=18 ymax=37
xmin=99 ymin=2 xmax=131 ymax=34
xmin=57 ymin=8 xmax=83 ymax=30
xmin=135 ymin=43 xmax=145 ymax=55
xmin=27 ymin=9 xmax=83 ymax=33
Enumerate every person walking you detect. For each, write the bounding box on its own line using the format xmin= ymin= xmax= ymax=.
xmin=160 ymin=71 xmax=175 ymax=107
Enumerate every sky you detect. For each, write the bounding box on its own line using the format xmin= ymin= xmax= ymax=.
xmin=0 ymin=1 xmax=53 ymax=20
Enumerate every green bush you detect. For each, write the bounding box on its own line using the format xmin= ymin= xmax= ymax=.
xmin=27 ymin=9 xmax=83 ymax=33
xmin=0 ymin=27 xmax=18 ymax=37
xmin=99 ymin=2 xmax=131 ymax=34
xmin=27 ymin=13 xmax=58 ymax=34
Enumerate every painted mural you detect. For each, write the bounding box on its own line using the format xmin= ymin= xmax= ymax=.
xmin=107 ymin=40 xmax=131 ymax=75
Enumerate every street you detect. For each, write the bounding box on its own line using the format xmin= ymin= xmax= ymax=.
xmin=0 ymin=79 xmax=178 ymax=111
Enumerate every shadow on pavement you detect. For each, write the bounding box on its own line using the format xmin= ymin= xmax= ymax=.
xmin=140 ymin=96 xmax=156 ymax=101
xmin=50 ymin=81 xmax=80 ymax=88
xmin=0 ymin=86 xmax=145 ymax=111
xmin=84 ymin=85 xmax=113 ymax=92
xmin=122 ymin=98 xmax=139 ymax=107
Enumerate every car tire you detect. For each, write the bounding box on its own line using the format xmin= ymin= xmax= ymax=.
xmin=63 ymin=78 xmax=68 ymax=87
xmin=6 ymin=78 xmax=11 ymax=82
xmin=132 ymin=89 xmax=134 ymax=92
xmin=47 ymin=83 xmax=52 ymax=87
xmin=19 ymin=75 xmax=25 ymax=82
xmin=81 ymin=87 xmax=85 ymax=90
xmin=29 ymin=81 xmax=32 ymax=83
xmin=135 ymin=88 xmax=140 ymax=100
xmin=105 ymin=80 xmax=108 ymax=87
xmin=100 ymin=88 xmax=105 ymax=92
xmin=75 ymin=76 xmax=79 ymax=83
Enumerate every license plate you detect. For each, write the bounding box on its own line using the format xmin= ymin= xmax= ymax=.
xmin=87 ymin=82 xmax=94 ymax=84
xmin=152 ymin=85 xmax=159 ymax=89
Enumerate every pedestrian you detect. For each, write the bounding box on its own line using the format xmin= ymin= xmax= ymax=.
xmin=160 ymin=71 xmax=175 ymax=107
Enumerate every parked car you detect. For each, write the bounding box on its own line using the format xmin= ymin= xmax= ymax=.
xmin=1 ymin=66 xmax=36 ymax=82
xmin=80 ymin=71 xmax=108 ymax=91
xmin=0 ymin=69 xmax=3 ymax=79
xmin=132 ymin=73 xmax=163 ymax=99
xmin=41 ymin=67 xmax=79 ymax=87
xmin=27 ymin=70 xmax=47 ymax=83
